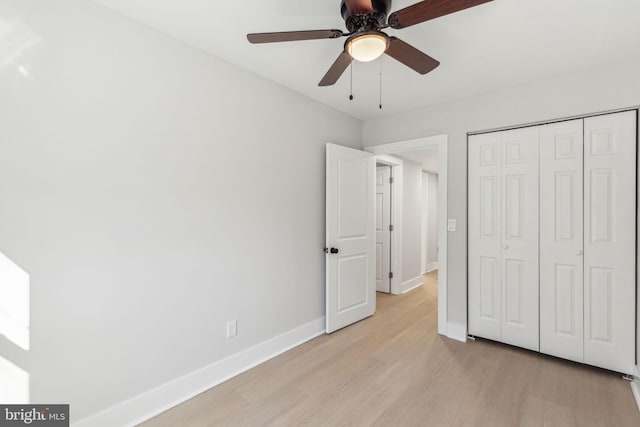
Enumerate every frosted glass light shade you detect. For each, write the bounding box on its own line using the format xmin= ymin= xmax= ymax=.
xmin=346 ymin=33 xmax=389 ymax=62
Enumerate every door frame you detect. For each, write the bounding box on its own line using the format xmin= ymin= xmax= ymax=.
xmin=365 ymin=134 xmax=449 ymax=337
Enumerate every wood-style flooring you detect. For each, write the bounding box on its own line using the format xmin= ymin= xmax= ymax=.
xmin=141 ymin=272 xmax=640 ymax=426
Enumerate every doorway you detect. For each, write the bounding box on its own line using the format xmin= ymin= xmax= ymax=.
xmin=376 ymin=164 xmax=392 ymax=293
xmin=365 ymin=135 xmax=449 ymax=337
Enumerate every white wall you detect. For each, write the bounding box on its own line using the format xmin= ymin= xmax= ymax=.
xmin=363 ymin=57 xmax=640 ymax=332
xmin=402 ymin=160 xmax=422 ymax=284
xmin=421 ymin=173 xmax=429 ymax=274
xmin=421 ymin=172 xmax=438 ymax=273
xmin=0 ymin=0 xmax=361 ymax=422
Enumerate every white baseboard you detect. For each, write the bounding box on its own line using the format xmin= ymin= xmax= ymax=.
xmin=73 ymin=317 xmax=326 ymax=427
xmin=423 ymin=262 xmax=438 ymax=274
xmin=631 ymin=366 xmax=640 ymax=415
xmin=445 ymin=322 xmax=467 ymax=342
xmin=401 ymin=275 xmax=423 ymax=294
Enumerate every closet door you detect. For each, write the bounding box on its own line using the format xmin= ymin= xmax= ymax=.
xmin=469 ymin=132 xmax=502 ymax=341
xmin=539 ymin=119 xmax=584 ymax=362
xmin=500 ymin=127 xmax=539 ymax=351
xmin=583 ymin=111 xmax=636 ymax=374
xmin=469 ymin=128 xmax=539 ymax=350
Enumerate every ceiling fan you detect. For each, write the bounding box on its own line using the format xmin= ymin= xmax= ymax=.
xmin=247 ymin=0 xmax=493 ymax=86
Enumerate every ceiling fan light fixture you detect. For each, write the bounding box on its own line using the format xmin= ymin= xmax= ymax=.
xmin=346 ymin=32 xmax=389 ymax=62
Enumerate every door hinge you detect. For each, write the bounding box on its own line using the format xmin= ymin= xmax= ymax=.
xmin=389 ymin=176 xmax=394 ymax=184
xmin=389 ymin=272 xmax=393 ymax=279
xmin=389 ymin=224 xmax=394 ymax=232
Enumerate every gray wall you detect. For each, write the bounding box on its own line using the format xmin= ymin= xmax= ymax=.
xmin=363 ymin=57 xmax=640 ymax=335
xmin=0 ymin=0 xmax=361 ymax=420
xmin=423 ymin=172 xmax=439 ymax=272
xmin=402 ymin=160 xmax=423 ymax=284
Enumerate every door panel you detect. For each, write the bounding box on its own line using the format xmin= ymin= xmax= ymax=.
xmin=554 ymin=264 xmax=578 ymax=337
xmin=500 ymin=127 xmax=539 ymax=351
xmin=337 ymin=255 xmax=368 ymax=311
xmin=504 ymin=258 xmax=524 ymax=325
xmin=479 ymin=256 xmax=499 ymax=319
xmin=337 ymin=158 xmax=368 ymax=238
xmin=326 ymin=144 xmax=376 ymax=333
xmin=375 ymin=166 xmax=391 ymax=292
xmin=469 ymin=133 xmax=502 ymax=340
xmin=480 ymin=176 xmax=498 ymax=238
xmin=583 ymin=111 xmax=636 ymax=374
xmin=588 ymin=267 xmax=613 ymax=343
xmin=540 ymin=119 xmax=584 ymax=363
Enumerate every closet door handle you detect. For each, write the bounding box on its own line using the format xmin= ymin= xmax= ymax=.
xmin=576 ymin=250 xmax=583 ymax=256
xmin=503 ymin=244 xmax=509 ymax=250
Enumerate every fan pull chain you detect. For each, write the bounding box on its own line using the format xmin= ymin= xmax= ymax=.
xmin=349 ymin=63 xmax=354 ymax=101
xmin=379 ymin=60 xmax=383 ymax=110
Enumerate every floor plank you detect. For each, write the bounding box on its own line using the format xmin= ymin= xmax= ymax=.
xmin=141 ymin=272 xmax=640 ymax=426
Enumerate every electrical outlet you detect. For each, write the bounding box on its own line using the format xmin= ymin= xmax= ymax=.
xmin=448 ymin=219 xmax=456 ymax=232
xmin=226 ymin=320 xmax=237 ymax=339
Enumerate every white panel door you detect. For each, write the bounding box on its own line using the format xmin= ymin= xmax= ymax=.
xmin=468 ymin=132 xmax=502 ymax=341
xmin=583 ymin=111 xmax=636 ymax=374
xmin=500 ymin=127 xmax=539 ymax=351
xmin=326 ymin=143 xmax=376 ymax=334
xmin=375 ymin=166 xmax=391 ymax=293
xmin=540 ymin=119 xmax=584 ymax=362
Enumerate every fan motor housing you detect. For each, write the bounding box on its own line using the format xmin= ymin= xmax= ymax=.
xmin=341 ymin=0 xmax=392 ymax=33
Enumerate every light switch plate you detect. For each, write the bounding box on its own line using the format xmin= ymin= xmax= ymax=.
xmin=448 ymin=219 xmax=456 ymax=232
xmin=226 ymin=320 xmax=237 ymax=339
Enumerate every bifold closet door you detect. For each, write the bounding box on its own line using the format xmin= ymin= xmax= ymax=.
xmin=469 ymin=127 xmax=539 ymax=351
xmin=540 ymin=119 xmax=584 ymax=363
xmin=583 ymin=111 xmax=636 ymax=374
xmin=469 ymin=132 xmax=502 ymax=341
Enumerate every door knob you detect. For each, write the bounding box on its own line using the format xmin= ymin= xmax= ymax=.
xmin=576 ymin=250 xmax=583 ymax=256
xmin=330 ymin=247 xmax=339 ymax=254
xmin=503 ymin=244 xmax=509 ymax=250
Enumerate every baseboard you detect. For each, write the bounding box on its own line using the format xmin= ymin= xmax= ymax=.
xmin=445 ymin=322 xmax=467 ymax=342
xmin=73 ymin=317 xmax=326 ymax=427
xmin=424 ymin=262 xmax=438 ymax=273
xmin=401 ymin=275 xmax=423 ymax=294
xmin=631 ymin=366 xmax=640 ymax=414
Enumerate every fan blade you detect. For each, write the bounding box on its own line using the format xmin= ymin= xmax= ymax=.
xmin=388 ymin=0 xmax=493 ymax=29
xmin=385 ymin=37 xmax=440 ymax=75
xmin=319 ymin=51 xmax=353 ymax=86
xmin=344 ymin=0 xmax=374 ymax=14
xmin=247 ymin=29 xmax=343 ymax=44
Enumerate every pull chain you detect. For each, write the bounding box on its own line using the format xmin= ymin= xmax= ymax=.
xmin=379 ymin=59 xmax=383 ymax=110
xmin=349 ymin=63 xmax=354 ymax=101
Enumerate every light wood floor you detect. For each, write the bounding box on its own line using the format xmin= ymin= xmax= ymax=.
xmin=141 ymin=272 xmax=640 ymax=426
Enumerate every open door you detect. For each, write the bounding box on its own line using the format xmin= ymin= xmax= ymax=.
xmin=326 ymin=143 xmax=376 ymax=333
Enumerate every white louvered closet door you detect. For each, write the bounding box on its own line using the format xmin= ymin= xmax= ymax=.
xmin=469 ymin=128 xmax=539 ymax=351
xmin=583 ymin=111 xmax=636 ymax=374
xmin=539 ymin=119 xmax=585 ymax=363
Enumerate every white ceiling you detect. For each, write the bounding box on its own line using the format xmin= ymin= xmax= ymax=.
xmin=92 ymin=0 xmax=640 ymax=120
xmin=394 ymin=145 xmax=440 ymax=173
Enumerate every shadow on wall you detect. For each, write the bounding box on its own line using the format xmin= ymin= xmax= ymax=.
xmin=0 ymin=251 xmax=30 ymax=403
